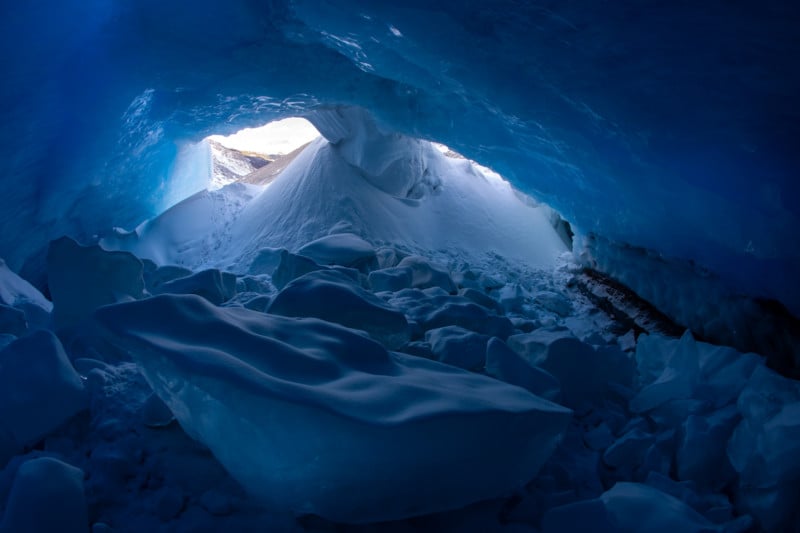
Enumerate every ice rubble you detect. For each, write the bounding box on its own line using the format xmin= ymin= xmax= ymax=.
xmin=0 ymin=225 xmax=799 ymax=529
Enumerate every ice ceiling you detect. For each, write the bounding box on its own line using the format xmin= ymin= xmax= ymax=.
xmin=1 ymin=1 xmax=798 ymax=315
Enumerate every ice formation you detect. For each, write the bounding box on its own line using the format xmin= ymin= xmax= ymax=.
xmin=0 ymin=1 xmax=798 ymax=531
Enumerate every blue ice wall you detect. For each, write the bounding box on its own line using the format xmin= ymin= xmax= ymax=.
xmin=1 ymin=1 xmax=798 ymax=314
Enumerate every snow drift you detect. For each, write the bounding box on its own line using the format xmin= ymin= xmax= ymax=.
xmin=95 ymin=294 xmax=571 ymax=522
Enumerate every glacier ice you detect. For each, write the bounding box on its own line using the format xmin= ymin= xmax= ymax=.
xmin=0 ymin=1 xmax=799 ymax=530
xmin=484 ymin=337 xmax=562 ymax=401
xmin=95 ymin=294 xmax=571 ymax=522
xmin=151 ymin=268 xmax=237 ymax=305
xmin=0 ymin=457 xmax=87 ymax=533
xmin=0 ymin=331 xmax=87 ymax=466
xmin=2 ymin=1 xmax=799 ymax=326
xmin=47 ymin=237 xmax=145 ymax=330
xmin=424 ymin=326 xmax=489 ymax=371
xmin=542 ymin=482 xmax=724 ymax=533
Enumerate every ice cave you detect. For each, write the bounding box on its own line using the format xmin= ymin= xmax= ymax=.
xmin=0 ymin=2 xmax=799 ymax=532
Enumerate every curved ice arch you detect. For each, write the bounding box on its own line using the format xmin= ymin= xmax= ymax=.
xmin=2 ymin=1 xmax=798 ymax=316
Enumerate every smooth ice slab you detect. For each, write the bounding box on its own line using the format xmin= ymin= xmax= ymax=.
xmin=95 ymin=294 xmax=571 ymax=523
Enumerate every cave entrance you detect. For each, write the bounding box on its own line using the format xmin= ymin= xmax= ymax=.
xmin=204 ymin=117 xmax=320 ymax=190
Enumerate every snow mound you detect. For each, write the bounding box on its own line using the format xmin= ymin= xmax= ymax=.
xmin=267 ymin=270 xmax=410 ymax=349
xmin=296 ymin=233 xmax=377 ymax=271
xmin=47 ymin=237 xmax=144 ymax=330
xmin=95 ymin=294 xmax=571 ymax=523
xmin=0 ymin=331 xmax=87 ymax=466
xmin=152 ymin=268 xmax=237 ymax=305
xmin=424 ymin=326 xmax=489 ymax=371
xmin=0 ymin=457 xmax=88 ymax=533
xmin=543 ymin=482 xmax=720 ymax=533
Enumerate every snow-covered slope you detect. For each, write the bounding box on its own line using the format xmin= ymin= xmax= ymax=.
xmin=102 ymin=113 xmax=568 ymax=273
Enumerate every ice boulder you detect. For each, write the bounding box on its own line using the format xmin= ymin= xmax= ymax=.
xmin=485 ymin=337 xmax=562 ymax=401
xmin=675 ymin=405 xmax=739 ymax=490
xmin=95 ymin=294 xmax=571 ymax=523
xmin=270 ymin=250 xmax=326 ymax=289
xmin=419 ymin=302 xmax=514 ymax=339
xmin=543 ymin=482 xmax=720 ymax=533
xmin=143 ymin=264 xmax=192 ymax=293
xmin=424 ymin=326 xmax=490 ymax=371
xmin=506 ymin=328 xmax=574 ymax=360
xmin=496 ymin=283 xmax=526 ymax=314
xmin=297 ymin=233 xmax=378 ymax=272
xmin=152 ymin=268 xmax=237 ymax=305
xmin=630 ymin=332 xmax=700 ymax=413
xmin=0 ymin=259 xmax=52 ymax=313
xmin=0 ymin=457 xmax=88 ymax=533
xmin=0 ymin=259 xmax=52 ymax=329
xmin=268 ymin=270 xmax=410 ymax=349
xmin=533 ymin=291 xmax=574 ymax=317
xmin=458 ymin=288 xmax=503 ymax=314
xmin=246 ymin=247 xmax=283 ymax=276
xmin=508 ymin=329 xmax=634 ymax=409
xmin=0 ymin=331 xmax=87 ymax=465
xmin=47 ymin=237 xmax=144 ymax=329
xmin=368 ymin=267 xmax=413 ymax=293
xmin=0 ymin=305 xmax=26 ymax=337
xmin=727 ymin=365 xmax=800 ymax=529
xmin=396 ymin=256 xmax=456 ymax=293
